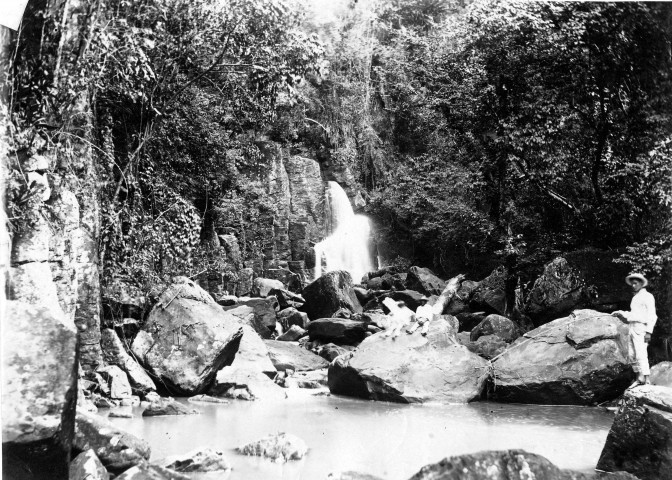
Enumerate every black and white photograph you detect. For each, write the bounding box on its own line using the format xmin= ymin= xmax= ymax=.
xmin=1 ymin=0 xmax=671 ymax=479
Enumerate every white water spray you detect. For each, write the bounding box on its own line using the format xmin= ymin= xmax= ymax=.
xmin=314 ymin=182 xmax=374 ymax=283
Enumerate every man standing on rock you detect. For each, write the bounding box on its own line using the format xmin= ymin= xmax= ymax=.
xmin=612 ymin=273 xmax=658 ymax=386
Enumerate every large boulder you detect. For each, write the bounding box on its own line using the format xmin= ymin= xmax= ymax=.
xmin=222 ymin=297 xmax=277 ymax=338
xmin=406 ymin=266 xmax=446 ymax=296
xmin=302 ymin=270 xmax=362 ymax=320
xmin=409 ymin=450 xmax=591 ymax=480
xmin=525 ymin=250 xmax=632 ymax=326
xmin=597 ymin=385 xmax=672 ymax=480
xmin=277 ymin=307 xmax=308 ymax=330
xmin=96 ymin=365 xmax=132 ymax=399
xmin=131 ymin=279 xmax=243 ymax=395
xmin=264 ymin=340 xmax=329 ymax=372
xmin=74 ymin=411 xmax=150 ymax=472
xmin=2 ymin=301 xmax=78 ymax=468
xmin=471 ymin=267 xmax=507 ymax=316
xmin=114 ymin=461 xmax=190 ymax=480
xmin=317 ymin=343 xmax=353 ymax=362
xmin=253 ymin=278 xmax=285 ymax=297
xmin=490 ymin=310 xmax=634 ymax=405
xmin=307 ymin=318 xmax=369 ymax=345
xmin=464 ymin=334 xmax=508 ymax=360
xmin=328 ymin=317 xmax=489 ymax=403
xmin=470 ymin=314 xmax=520 ymax=343
xmin=100 ymin=329 xmax=156 ymax=395
xmin=388 ymin=290 xmax=428 ymax=311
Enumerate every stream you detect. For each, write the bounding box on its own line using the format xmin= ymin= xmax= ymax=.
xmin=105 ymin=392 xmax=614 ymax=480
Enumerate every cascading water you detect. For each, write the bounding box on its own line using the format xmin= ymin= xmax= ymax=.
xmin=314 ymin=181 xmax=374 ymax=282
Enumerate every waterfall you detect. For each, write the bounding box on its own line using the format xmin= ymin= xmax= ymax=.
xmin=314 ymin=182 xmax=374 ymax=283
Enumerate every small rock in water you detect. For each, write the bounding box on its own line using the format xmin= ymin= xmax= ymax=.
xmin=236 ymin=432 xmax=308 ymax=463
xmin=94 ymin=396 xmax=118 ymax=409
xmin=144 ymin=391 xmax=161 ymax=403
xmin=157 ymin=447 xmax=231 ymax=472
xmin=109 ymin=410 xmax=134 ymax=418
xmin=115 ymin=461 xmax=190 ymax=480
xmin=188 ymin=394 xmax=229 ymax=404
xmin=142 ymin=398 xmax=200 ymax=417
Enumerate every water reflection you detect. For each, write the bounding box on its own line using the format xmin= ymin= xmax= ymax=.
xmin=106 ymin=393 xmax=614 ymax=480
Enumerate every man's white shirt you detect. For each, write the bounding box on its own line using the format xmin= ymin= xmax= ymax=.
xmin=623 ymin=289 xmax=658 ymax=334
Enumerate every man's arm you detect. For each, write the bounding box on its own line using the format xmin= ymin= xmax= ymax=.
xmin=644 ymin=293 xmax=658 ymax=334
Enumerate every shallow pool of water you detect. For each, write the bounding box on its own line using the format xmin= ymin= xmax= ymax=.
xmin=106 ymin=393 xmax=614 ymax=480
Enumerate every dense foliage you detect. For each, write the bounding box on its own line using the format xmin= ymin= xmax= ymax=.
xmin=6 ymin=0 xmax=671 ymax=291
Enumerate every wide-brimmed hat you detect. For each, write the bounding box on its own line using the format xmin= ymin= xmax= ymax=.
xmin=626 ymin=273 xmax=648 ymax=287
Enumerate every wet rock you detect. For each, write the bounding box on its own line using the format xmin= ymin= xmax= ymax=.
xmin=100 ymin=329 xmax=156 ymax=395
xmin=456 ymin=311 xmax=487 ymax=332
xmin=236 ymin=432 xmax=308 ymax=463
xmin=223 ymin=297 xmax=278 ymax=339
xmin=302 ymin=270 xmax=362 ymax=320
xmin=265 ymin=340 xmax=329 ymax=371
xmin=142 ymin=398 xmax=199 ymax=417
xmin=650 ymin=361 xmax=672 ymax=387
xmin=277 ymin=325 xmax=307 ymax=341
xmin=317 ymin=343 xmax=353 ymax=362
xmin=74 ymin=411 xmax=150 ymax=472
xmin=2 ymin=301 xmax=78 ymax=451
xmin=470 ymin=314 xmax=520 ymax=343
xmin=283 ymin=369 xmax=328 ymax=389
xmin=144 ymin=391 xmax=161 ymax=403
xmin=188 ymin=394 xmax=229 ymax=404
xmin=210 ymin=366 xmax=286 ymax=401
xmin=69 ymin=449 xmax=109 ymax=480
xmin=109 ymin=411 xmax=134 ymax=418
xmin=490 ymin=310 xmax=633 ymax=405
xmin=156 ymin=447 xmax=231 ymax=473
xmin=333 ymin=307 xmax=353 ymax=319
xmin=254 ymin=278 xmax=285 ymax=297
xmin=132 ymin=279 xmax=243 ymax=396
xmin=96 ymin=365 xmax=132 ymax=400
xmin=217 ymin=294 xmax=239 ymax=307
xmin=328 ymin=317 xmax=489 ymax=403
xmin=445 ymin=280 xmax=480 ymax=316
xmin=270 ymin=288 xmax=305 ymax=310
xmin=597 ymin=386 xmax=672 ymax=480
xmin=354 ymin=287 xmax=374 ymax=306
xmin=307 ymin=318 xmax=368 ymax=345
xmin=465 ymin=334 xmax=508 ymax=360
xmin=114 ymin=461 xmax=190 ymax=480
xmin=406 ymin=266 xmax=446 ymax=296
xmin=94 ymin=396 xmax=118 ymax=409
xmin=277 ymin=307 xmax=308 ymax=330
xmin=409 ymin=449 xmax=590 ymax=480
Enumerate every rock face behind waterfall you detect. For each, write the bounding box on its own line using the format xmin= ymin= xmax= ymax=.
xmin=132 ymin=278 xmax=243 ymax=395
xmin=302 ymin=270 xmax=362 ymax=320
xmin=490 ymin=309 xmax=633 ymax=405
xmin=597 ymin=385 xmax=672 ymax=480
xmin=328 ymin=317 xmax=489 ymax=403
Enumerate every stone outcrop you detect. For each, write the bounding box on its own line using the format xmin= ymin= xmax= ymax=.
xmin=264 ymin=340 xmax=330 ymax=371
xmin=302 ymin=270 xmax=363 ymax=320
xmin=230 ymin=324 xmax=276 ymax=375
xmin=490 ymin=310 xmax=633 ymax=405
xmin=131 ymin=279 xmax=243 ymax=395
xmin=328 ymin=317 xmax=489 ymax=403
xmin=597 ymin=385 xmax=672 ymax=480
xmin=2 ymin=301 xmax=78 ymax=472
xmin=74 ymin=411 xmax=150 ymax=472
